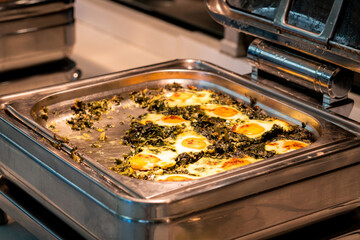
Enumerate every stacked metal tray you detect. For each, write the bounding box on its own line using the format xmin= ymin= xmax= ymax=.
xmin=0 ymin=0 xmax=74 ymax=72
xmin=1 ymin=59 xmax=360 ymax=239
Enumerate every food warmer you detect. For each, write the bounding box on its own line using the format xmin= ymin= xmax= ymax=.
xmin=1 ymin=0 xmax=360 ymax=239
xmin=0 ymin=0 xmax=75 ymax=73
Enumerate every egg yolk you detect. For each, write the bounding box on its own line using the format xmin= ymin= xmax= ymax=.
xmin=283 ymin=140 xmax=308 ymax=151
xmin=169 ymin=92 xmax=193 ymax=101
xmin=161 ymin=115 xmax=186 ymax=123
xmin=221 ymin=158 xmax=251 ymax=171
xmin=158 ymin=176 xmax=193 ymax=181
xmin=130 ymin=154 xmax=160 ymax=170
xmin=213 ymin=106 xmax=239 ymax=118
xmin=266 ymin=140 xmax=309 ymax=154
xmin=233 ymin=123 xmax=265 ymax=136
xmin=181 ymin=138 xmax=207 ymax=150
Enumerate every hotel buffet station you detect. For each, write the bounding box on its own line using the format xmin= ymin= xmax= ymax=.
xmin=1 ymin=0 xmax=360 ymax=239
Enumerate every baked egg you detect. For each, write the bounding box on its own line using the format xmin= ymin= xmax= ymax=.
xmin=129 ymin=148 xmax=177 ymax=170
xmin=186 ymin=156 xmax=259 ymax=178
xmin=265 ymin=139 xmax=309 ymax=154
xmin=232 ymin=119 xmax=292 ymax=138
xmin=164 ymin=89 xmax=214 ymax=107
xmin=174 ymin=131 xmax=210 ymax=154
xmin=200 ymin=104 xmax=248 ymax=121
xmin=140 ymin=113 xmax=191 ymax=127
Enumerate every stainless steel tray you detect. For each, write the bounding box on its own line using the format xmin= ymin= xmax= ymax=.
xmin=1 ymin=59 xmax=360 ymax=239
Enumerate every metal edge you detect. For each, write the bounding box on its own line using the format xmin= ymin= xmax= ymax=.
xmin=1 ymin=59 xmax=360 ymax=220
xmin=205 ymin=0 xmax=360 ymax=73
xmin=0 ymin=1 xmax=74 ymax=22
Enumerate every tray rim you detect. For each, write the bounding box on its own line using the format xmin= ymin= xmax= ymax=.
xmin=1 ymin=58 xmax=360 ymax=220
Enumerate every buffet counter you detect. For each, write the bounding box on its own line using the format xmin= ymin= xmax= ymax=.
xmin=0 ymin=0 xmax=360 ymax=239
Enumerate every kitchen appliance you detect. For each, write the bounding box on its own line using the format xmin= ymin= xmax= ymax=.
xmin=0 ymin=0 xmax=75 ymax=72
xmin=1 ymin=58 xmax=360 ymax=239
xmin=0 ymin=0 xmax=360 ymax=239
xmin=112 ymin=0 xmax=224 ymax=38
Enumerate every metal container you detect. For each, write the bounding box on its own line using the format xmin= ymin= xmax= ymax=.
xmin=206 ymin=0 xmax=360 ymax=114
xmin=0 ymin=58 xmax=81 ymax=96
xmin=1 ymin=59 xmax=360 ymax=239
xmin=0 ymin=0 xmax=74 ymax=72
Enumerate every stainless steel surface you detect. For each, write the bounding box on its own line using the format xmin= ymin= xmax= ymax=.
xmin=1 ymin=59 xmax=360 ymax=239
xmin=0 ymin=1 xmax=73 ymax=21
xmin=0 ymin=0 xmax=74 ymax=72
xmin=112 ymin=0 xmax=224 ymax=38
xmin=207 ymin=0 xmax=356 ymax=116
xmin=220 ymin=27 xmax=252 ymax=57
xmin=0 ymin=59 xmax=81 ymax=96
xmin=274 ymin=0 xmax=343 ymax=44
xmin=0 ymin=3 xmax=73 ymax=35
xmin=0 ymin=178 xmax=68 ymax=240
xmin=333 ymin=230 xmax=360 ymax=240
xmin=247 ymin=39 xmax=353 ymax=107
xmin=0 ymin=176 xmax=85 ymax=239
xmin=206 ymin=0 xmax=360 ymax=73
xmin=0 ymin=23 xmax=74 ymax=72
xmin=3 ymin=59 xmax=355 ymax=199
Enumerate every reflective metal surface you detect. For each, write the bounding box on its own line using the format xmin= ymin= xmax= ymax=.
xmin=112 ymin=0 xmax=224 ymax=38
xmin=0 ymin=58 xmax=80 ymax=96
xmin=0 ymin=177 xmax=85 ymax=239
xmin=0 ymin=0 xmax=74 ymax=72
xmin=273 ymin=0 xmax=343 ymax=43
xmin=1 ymin=59 xmax=360 ymax=239
xmin=247 ymin=39 xmax=354 ymax=108
xmin=206 ymin=0 xmax=360 ymax=73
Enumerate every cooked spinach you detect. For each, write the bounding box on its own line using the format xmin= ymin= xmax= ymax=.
xmin=122 ymin=121 xmax=185 ymax=148
xmin=59 ymin=83 xmax=314 ymax=180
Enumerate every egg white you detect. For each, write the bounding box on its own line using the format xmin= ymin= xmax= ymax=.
xmin=265 ymin=139 xmax=309 ymax=154
xmin=140 ymin=113 xmax=191 ymax=128
xmin=174 ymin=131 xmax=210 ymax=154
xmin=129 ymin=148 xmax=177 ymax=170
xmin=186 ymin=156 xmax=259 ymax=178
xmin=163 ymin=89 xmax=214 ymax=107
xmin=271 ymin=119 xmax=293 ymax=131
xmin=232 ymin=119 xmax=292 ymax=138
xmin=186 ymin=158 xmax=225 ymax=177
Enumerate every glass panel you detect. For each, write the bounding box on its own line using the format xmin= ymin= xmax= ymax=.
xmin=333 ymin=0 xmax=360 ymax=50
xmin=287 ymin=0 xmax=335 ymax=34
xmin=227 ymin=0 xmax=281 ymax=20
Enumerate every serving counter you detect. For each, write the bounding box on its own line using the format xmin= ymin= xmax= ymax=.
xmin=1 ymin=0 xmax=360 ymax=239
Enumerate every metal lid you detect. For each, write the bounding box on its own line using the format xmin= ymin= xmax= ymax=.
xmin=206 ymin=0 xmax=360 ymax=74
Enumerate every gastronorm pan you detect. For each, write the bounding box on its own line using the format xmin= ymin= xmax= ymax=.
xmin=1 ymin=59 xmax=360 ymax=239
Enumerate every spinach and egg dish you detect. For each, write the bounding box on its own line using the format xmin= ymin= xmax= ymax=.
xmin=46 ymin=83 xmax=313 ymax=181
